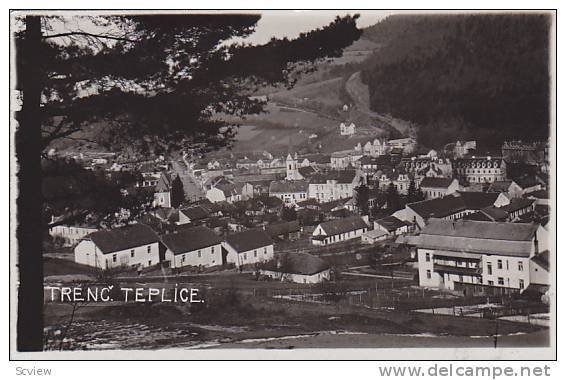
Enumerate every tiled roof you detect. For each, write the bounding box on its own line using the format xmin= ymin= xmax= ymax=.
xmin=310 ymin=170 xmax=357 ymax=184
xmin=416 ymin=219 xmax=538 ymax=257
xmin=86 ymin=224 xmax=160 ymax=254
xmin=226 ymin=230 xmax=274 ymax=253
xmin=180 ymin=206 xmax=210 ymax=221
xmin=455 ymin=191 xmax=501 ymax=210
xmin=161 ymin=226 xmax=221 ymax=255
xmin=419 ymin=177 xmax=454 ymax=189
xmin=269 ymin=180 xmax=308 ymax=193
xmin=500 ymin=198 xmax=535 ymax=213
xmin=262 ymin=252 xmax=330 ymax=275
xmin=375 ymin=216 xmax=411 ymax=232
xmin=318 ymin=216 xmax=367 ymax=236
xmin=407 ymin=195 xmax=467 ymax=219
xmin=531 ymin=250 xmax=549 ymax=271
xmin=265 ymin=220 xmax=301 ymax=238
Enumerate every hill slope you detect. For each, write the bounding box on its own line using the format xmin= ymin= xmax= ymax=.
xmin=361 ymin=14 xmax=551 ymax=149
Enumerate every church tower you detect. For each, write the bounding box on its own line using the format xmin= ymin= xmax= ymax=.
xmin=286 ymin=152 xmax=303 ymax=180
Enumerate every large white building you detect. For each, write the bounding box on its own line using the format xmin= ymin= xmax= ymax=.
xmin=454 ymin=156 xmax=507 ymax=184
xmin=415 ymin=219 xmax=546 ymax=294
xmin=308 ymin=170 xmax=362 ymax=203
xmin=74 ymin=224 xmax=161 ymax=270
xmin=269 ymin=180 xmax=309 ymax=205
xmin=339 ymin=122 xmax=356 ymax=136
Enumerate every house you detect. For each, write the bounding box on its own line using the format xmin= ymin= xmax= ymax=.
xmin=377 ymin=168 xmax=412 ymax=195
xmin=339 ymin=122 xmax=356 ymax=136
xmin=206 ymin=183 xmax=252 ymax=203
xmin=153 ymin=173 xmax=173 ymax=208
xmin=403 ymin=157 xmax=453 ymax=179
xmin=525 ymin=189 xmax=550 ymax=206
xmin=487 ymin=180 xmax=524 ymax=199
xmin=223 ymin=230 xmax=275 ymax=268
xmin=161 ymin=226 xmax=223 ymax=269
xmin=453 ymin=156 xmax=506 ymax=184
xmin=308 ymin=170 xmax=361 ymax=202
xmin=74 ymin=224 xmax=160 ymax=270
xmin=49 ymin=222 xmax=98 ymax=247
xmin=178 ymin=206 xmax=210 ymax=225
xmin=387 ymin=137 xmax=416 ymax=154
xmin=374 ymin=216 xmax=412 ymax=235
xmin=361 ymin=229 xmax=389 ymax=244
xmin=419 ymin=177 xmax=460 ymax=199
xmin=330 ymin=150 xmax=363 ymax=169
xmin=269 ymin=180 xmax=309 ymax=205
xmin=529 ymin=250 xmax=550 ymax=288
xmin=415 ymin=219 xmax=542 ymax=294
xmin=454 ymin=140 xmax=477 ymax=158
xmin=265 ymin=220 xmax=302 ymax=240
xmin=394 ymin=191 xmax=509 ymax=229
xmin=500 ymin=198 xmax=536 ymax=220
xmin=259 ymin=252 xmax=331 ymax=284
xmin=312 ymin=215 xmax=368 ymax=246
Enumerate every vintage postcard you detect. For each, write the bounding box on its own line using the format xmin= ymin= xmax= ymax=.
xmin=9 ymin=9 xmax=556 ymax=360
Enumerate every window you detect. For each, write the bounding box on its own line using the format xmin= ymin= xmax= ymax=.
xmin=131 ymin=249 xmax=135 ymax=258
xmin=498 ymin=277 xmax=505 ymax=286
xmin=497 ymin=260 xmax=503 ymax=270
xmin=459 ymin=275 xmax=464 ymax=283
xmin=426 ymin=270 xmax=431 ymax=279
xmin=147 ymin=245 xmax=151 ymax=253
xmin=487 ymin=262 xmax=492 ymax=275
xmin=198 ymin=250 xmax=201 ymax=258
xmin=518 ymin=261 xmax=524 ymax=271
xmin=182 ymin=255 xmax=185 ymax=262
xmin=254 ymin=250 xmax=257 ymax=257
xmin=264 ymin=247 xmax=267 ymax=255
xmin=425 ymin=253 xmax=431 ymax=262
xmin=148 ymin=260 xmax=152 ymax=266
xmin=112 ymin=254 xmax=117 ymax=263
xmin=211 ymin=246 xmax=215 ymax=254
xmin=506 ymin=260 xmax=509 ymax=270
xmin=519 ymin=279 xmax=525 ymax=289
xmin=244 ymin=253 xmax=247 ymax=260
xmin=488 ymin=280 xmax=494 ymax=286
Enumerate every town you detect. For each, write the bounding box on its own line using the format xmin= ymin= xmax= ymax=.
xmin=44 ymin=120 xmax=551 ymax=349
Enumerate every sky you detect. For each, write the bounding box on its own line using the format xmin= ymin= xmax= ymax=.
xmin=232 ymin=10 xmax=391 ymax=45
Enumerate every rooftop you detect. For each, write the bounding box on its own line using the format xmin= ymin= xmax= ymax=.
xmin=85 ymin=224 xmax=160 ymax=254
xmin=262 ymin=252 xmax=330 ymax=276
xmin=161 ymin=226 xmax=222 ymax=255
xmin=318 ymin=215 xmax=367 ymax=236
xmin=226 ymin=229 xmax=274 ymax=252
xmin=375 ymin=215 xmax=411 ymax=232
xmin=269 ymin=180 xmax=308 ymax=194
xmin=419 ymin=177 xmax=455 ymax=189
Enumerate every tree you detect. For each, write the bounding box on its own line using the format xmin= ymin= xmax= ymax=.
xmin=407 ymin=179 xmax=418 ymax=203
xmin=170 ymin=175 xmax=185 ymax=208
xmin=14 ymin=13 xmax=362 ymax=351
xmin=385 ymin=183 xmax=401 ymax=212
xmin=281 ymin=205 xmax=297 ymax=222
xmin=354 ymin=184 xmax=370 ymax=215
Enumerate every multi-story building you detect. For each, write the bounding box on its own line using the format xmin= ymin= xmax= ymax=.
xmin=339 ymin=122 xmax=356 ymax=136
xmin=403 ymin=157 xmax=453 ymax=179
xmin=269 ymin=180 xmax=309 ymax=205
xmin=454 ymin=140 xmax=477 ymax=158
xmin=308 ymin=170 xmax=362 ymax=202
xmin=415 ymin=219 xmax=544 ymax=295
xmin=330 ymin=149 xmax=363 ymax=169
xmin=454 ymin=156 xmax=507 ymax=184
xmin=419 ymin=177 xmax=460 ymax=199
xmin=376 ymin=168 xmax=412 ymax=194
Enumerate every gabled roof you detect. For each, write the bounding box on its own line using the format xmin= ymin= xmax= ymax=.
xmin=318 ymin=216 xmax=367 ymax=236
xmin=455 ymin=191 xmax=501 ymax=210
xmin=269 ymin=180 xmax=308 ymax=193
xmin=500 ymin=198 xmax=535 ymax=214
xmin=262 ymin=252 xmax=330 ymax=275
xmin=479 ymin=206 xmax=509 ymax=221
xmin=407 ymin=195 xmax=467 ymax=219
xmin=85 ymin=224 xmax=160 ymax=254
xmin=419 ymin=177 xmax=454 ymax=189
xmin=375 ymin=216 xmax=411 ymax=232
xmin=526 ymin=189 xmax=549 ymax=199
xmin=487 ymin=180 xmax=514 ymax=192
xmin=531 ymin=250 xmax=549 ymax=271
xmin=161 ymin=226 xmax=222 ymax=255
xmin=309 ymin=170 xmax=357 ymax=184
xmin=155 ymin=173 xmax=173 ymax=192
xmin=265 ymin=220 xmax=301 ymax=238
xmin=180 ymin=206 xmax=210 ymax=221
xmin=226 ymin=230 xmax=274 ymax=252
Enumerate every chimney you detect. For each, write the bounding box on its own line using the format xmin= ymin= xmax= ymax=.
xmin=534 ymin=231 xmax=539 ymax=255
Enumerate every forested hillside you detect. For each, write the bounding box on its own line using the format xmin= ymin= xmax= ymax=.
xmin=361 ymin=14 xmax=551 ymax=149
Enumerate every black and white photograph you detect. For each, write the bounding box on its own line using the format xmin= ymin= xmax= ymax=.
xmin=9 ymin=8 xmax=556 ymax=361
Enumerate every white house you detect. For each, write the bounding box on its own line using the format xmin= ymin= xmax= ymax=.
xmin=161 ymin=226 xmax=223 ymax=269
xmin=269 ymin=180 xmax=309 ymax=205
xmin=49 ymin=221 xmax=98 ymax=247
xmin=308 ymin=170 xmax=361 ymax=202
xmin=312 ymin=215 xmax=369 ymax=246
xmin=206 ymin=182 xmax=253 ymax=203
xmin=330 ymin=150 xmax=363 ymax=169
xmin=361 ymin=229 xmax=389 ymax=244
xmin=74 ymin=224 xmax=160 ymax=270
xmin=415 ymin=219 xmax=541 ymax=294
xmin=374 ymin=216 xmax=411 ymax=236
xmin=419 ymin=177 xmax=460 ymax=199
xmin=259 ymin=252 xmax=331 ymax=284
xmin=178 ymin=206 xmax=210 ymax=225
xmin=453 ymin=156 xmax=507 ymax=184
xmin=339 ymin=122 xmax=356 ymax=136
xmin=223 ymin=230 xmax=275 ymax=268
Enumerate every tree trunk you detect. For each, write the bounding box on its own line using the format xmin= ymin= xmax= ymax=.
xmin=16 ymin=15 xmax=43 ymax=351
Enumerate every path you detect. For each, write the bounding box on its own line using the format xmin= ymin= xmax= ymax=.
xmin=171 ymin=159 xmax=204 ymax=202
